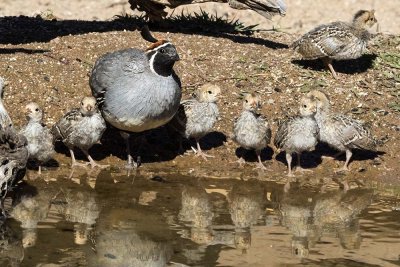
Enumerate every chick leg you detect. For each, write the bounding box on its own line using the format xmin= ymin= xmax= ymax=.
xmin=322 ymin=57 xmax=337 ymax=79
xmin=254 ymin=149 xmax=267 ymax=170
xmin=336 ymin=149 xmax=352 ymax=172
xmin=69 ymin=148 xmax=88 ymax=168
xmin=82 ymin=149 xmax=109 ymax=169
xmin=294 ymin=153 xmax=313 ymax=173
xmin=286 ymin=152 xmax=294 ymax=177
xmin=192 ymin=138 xmax=214 ymax=160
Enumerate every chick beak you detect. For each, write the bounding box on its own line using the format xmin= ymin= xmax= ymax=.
xmin=86 ymin=105 xmax=93 ymax=112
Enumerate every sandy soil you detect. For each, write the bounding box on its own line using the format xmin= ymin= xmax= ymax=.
xmin=0 ymin=0 xmax=399 ymax=186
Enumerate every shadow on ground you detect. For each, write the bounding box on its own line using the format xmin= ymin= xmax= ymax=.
xmin=0 ymin=15 xmax=288 ymax=50
xmin=292 ymin=54 xmax=377 ymax=75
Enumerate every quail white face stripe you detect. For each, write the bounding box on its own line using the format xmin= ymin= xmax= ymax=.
xmin=147 ymin=42 xmax=171 ymax=53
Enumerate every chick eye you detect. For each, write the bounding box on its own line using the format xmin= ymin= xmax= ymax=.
xmin=208 ymin=91 xmax=212 ymax=94
xmin=35 ymin=108 xmax=39 ymax=111
xmin=159 ymin=48 xmax=166 ymax=54
xmin=303 ymin=105 xmax=307 ymax=108
xmin=245 ymin=100 xmax=248 ymax=103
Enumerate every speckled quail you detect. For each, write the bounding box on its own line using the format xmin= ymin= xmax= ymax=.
xmin=274 ymin=96 xmax=319 ymax=176
xmin=232 ymin=93 xmax=271 ymax=170
xmin=20 ymin=103 xmax=55 ymax=175
xmin=52 ymin=96 xmax=108 ymax=169
xmin=291 ymin=10 xmax=377 ymax=79
xmin=306 ymin=90 xmax=378 ymax=172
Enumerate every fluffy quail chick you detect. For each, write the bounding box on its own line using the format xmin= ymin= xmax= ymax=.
xmin=274 ymin=97 xmax=319 ymax=177
xmin=169 ymin=83 xmax=220 ymax=160
xmin=52 ymin=96 xmax=108 ymax=169
xmin=20 ymin=103 xmax=55 ymax=175
xmin=232 ymin=93 xmax=271 ymax=170
xmin=307 ymin=90 xmax=378 ymax=171
xmin=291 ymin=10 xmax=377 ymax=79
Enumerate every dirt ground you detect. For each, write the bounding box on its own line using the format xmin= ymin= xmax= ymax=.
xmin=0 ymin=0 xmax=399 ymax=186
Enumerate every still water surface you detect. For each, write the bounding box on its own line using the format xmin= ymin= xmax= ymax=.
xmin=1 ymin=168 xmax=399 ymax=267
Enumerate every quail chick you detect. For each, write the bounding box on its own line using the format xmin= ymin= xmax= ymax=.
xmin=291 ymin=10 xmax=377 ymax=79
xmin=168 ymin=83 xmax=220 ymax=160
xmin=274 ymin=96 xmax=319 ymax=177
xmin=232 ymin=93 xmax=271 ymax=170
xmin=52 ymin=96 xmax=108 ymax=169
xmin=90 ymin=27 xmax=181 ymax=168
xmin=0 ymin=77 xmax=28 ymax=216
xmin=306 ymin=90 xmax=378 ymax=171
xmin=20 ymin=103 xmax=55 ymax=175
xmin=129 ymin=0 xmax=286 ymax=21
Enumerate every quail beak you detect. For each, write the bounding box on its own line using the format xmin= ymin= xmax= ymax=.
xmin=174 ymin=54 xmax=180 ymax=62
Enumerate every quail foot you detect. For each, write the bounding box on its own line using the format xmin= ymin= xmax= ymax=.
xmin=168 ymin=83 xmax=220 ymax=160
xmin=274 ymin=96 xmax=319 ymax=177
xmin=291 ymin=10 xmax=377 ymax=79
xmin=90 ymin=26 xmax=181 ymax=169
xmin=20 ymin=103 xmax=55 ymax=175
xmin=52 ymin=96 xmax=108 ymax=169
xmin=306 ymin=90 xmax=378 ymax=172
xmin=232 ymin=93 xmax=271 ymax=170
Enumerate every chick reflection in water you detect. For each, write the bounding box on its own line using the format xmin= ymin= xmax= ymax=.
xmin=0 ymin=222 xmax=24 ymax=266
xmin=278 ymin=187 xmax=373 ymax=257
xmin=228 ymin=181 xmax=266 ymax=253
xmin=54 ymin=188 xmax=100 ymax=245
xmin=10 ymin=184 xmax=54 ymax=248
xmin=88 ymin=208 xmax=172 ymax=267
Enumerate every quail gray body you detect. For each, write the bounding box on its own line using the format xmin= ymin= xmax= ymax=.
xmin=90 ymin=30 xmax=181 ymax=168
xmin=306 ymin=90 xmax=378 ymax=171
xmin=20 ymin=103 xmax=55 ymax=174
xmin=168 ymin=83 xmax=220 ymax=159
xmin=291 ymin=10 xmax=377 ymax=78
xmin=233 ymin=93 xmax=271 ymax=169
xmin=0 ymin=77 xmax=28 ymax=216
xmin=129 ymin=0 xmax=287 ymax=20
xmin=274 ymin=96 xmax=319 ymax=176
xmin=52 ymin=96 xmax=107 ymax=169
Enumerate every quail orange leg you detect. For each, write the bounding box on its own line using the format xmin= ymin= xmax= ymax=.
xmin=69 ymin=148 xmax=88 ymax=168
xmin=192 ymin=138 xmax=214 ymax=160
xmin=322 ymin=57 xmax=338 ymax=79
xmin=82 ymin=149 xmax=109 ymax=169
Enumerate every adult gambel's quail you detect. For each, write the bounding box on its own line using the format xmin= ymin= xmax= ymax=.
xmin=20 ymin=102 xmax=55 ymax=175
xmin=306 ymin=90 xmax=378 ymax=172
xmin=89 ymin=27 xmax=181 ymax=168
xmin=291 ymin=10 xmax=377 ymax=79
xmin=129 ymin=0 xmax=287 ymax=21
xmin=52 ymin=96 xmax=108 ymax=169
xmin=168 ymin=83 xmax=220 ymax=160
xmin=232 ymin=93 xmax=271 ymax=170
xmin=274 ymin=96 xmax=319 ymax=177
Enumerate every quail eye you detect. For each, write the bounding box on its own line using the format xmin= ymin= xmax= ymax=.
xmin=159 ymin=48 xmax=166 ymax=54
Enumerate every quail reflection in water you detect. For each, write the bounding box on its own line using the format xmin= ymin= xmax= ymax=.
xmin=88 ymin=208 xmax=172 ymax=267
xmin=0 ymin=221 xmax=24 ymax=267
xmin=277 ymin=186 xmax=373 ymax=258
